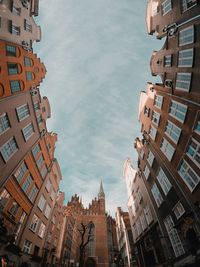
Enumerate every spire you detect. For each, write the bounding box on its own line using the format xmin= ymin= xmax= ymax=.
xmin=98 ymin=180 xmax=105 ymax=199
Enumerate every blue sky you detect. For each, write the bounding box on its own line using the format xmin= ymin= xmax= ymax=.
xmin=34 ymin=0 xmax=162 ymax=215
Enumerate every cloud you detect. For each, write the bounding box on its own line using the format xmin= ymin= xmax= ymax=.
xmin=34 ymin=0 xmax=162 ymax=216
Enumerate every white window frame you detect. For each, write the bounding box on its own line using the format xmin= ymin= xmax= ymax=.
xmin=151 ymin=183 xmax=163 ymax=207
xmin=144 ymin=205 xmax=153 ymax=225
xmin=178 ymin=48 xmax=193 ymax=67
xmin=151 ymin=110 xmax=160 ymax=126
xmin=160 ymin=138 xmax=175 ymax=161
xmin=29 ymin=214 xmax=39 ymax=233
xmin=147 ymin=150 xmax=155 ymax=167
xmin=38 ymin=222 xmax=46 ymax=239
xmin=169 ymin=100 xmax=187 ymax=123
xmin=165 ymin=120 xmax=181 ymax=144
xmin=23 ymin=240 xmax=32 ymax=254
xmin=0 ymin=113 xmax=10 ymax=135
xmin=164 ymin=215 xmax=185 ymax=257
xmin=149 ymin=125 xmax=157 ymax=141
xmin=140 ymin=212 xmax=147 ymax=231
xmin=178 ymin=159 xmax=200 ymax=191
xmin=28 ymin=185 xmax=38 ymax=203
xmin=157 ymin=168 xmax=172 ymax=195
xmin=161 ymin=0 xmax=172 ymax=15
xmin=173 ymin=201 xmax=185 ymax=219
xmin=16 ymin=104 xmax=30 ymax=121
xmin=181 ymin=0 xmax=197 ymax=13
xmin=176 ymin=72 xmax=191 ymax=92
xmin=154 ymin=95 xmax=163 ymax=109
xmin=44 ymin=204 xmax=51 ymax=219
xmin=143 ymin=165 xmax=150 ymax=180
xmin=186 ymin=138 xmax=200 ymax=169
xmin=0 ymin=137 xmax=18 ymax=162
xmin=179 ymin=25 xmax=194 ymax=46
xmin=38 ymin=194 xmax=46 ymax=211
xmin=22 ymin=123 xmax=34 ymax=141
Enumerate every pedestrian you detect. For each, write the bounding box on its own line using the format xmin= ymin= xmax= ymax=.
xmin=0 ymin=255 xmax=9 ymax=267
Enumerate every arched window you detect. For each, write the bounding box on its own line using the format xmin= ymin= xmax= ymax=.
xmin=87 ymin=222 xmax=95 ymax=256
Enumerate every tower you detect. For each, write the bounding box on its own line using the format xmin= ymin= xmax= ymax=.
xmin=98 ymin=180 xmax=105 ymax=214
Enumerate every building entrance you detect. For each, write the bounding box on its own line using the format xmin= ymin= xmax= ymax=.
xmin=85 ymin=257 xmax=96 ymax=267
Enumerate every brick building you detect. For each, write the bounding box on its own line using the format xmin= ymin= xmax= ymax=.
xmin=60 ymin=182 xmax=114 ymax=267
xmin=126 ymin=1 xmax=200 ymax=266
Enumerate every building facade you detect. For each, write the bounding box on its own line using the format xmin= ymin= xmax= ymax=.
xmin=0 ymin=0 xmax=41 ymax=50
xmin=60 ymin=183 xmax=113 ymax=267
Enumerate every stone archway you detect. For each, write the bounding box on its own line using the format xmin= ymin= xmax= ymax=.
xmin=85 ymin=257 xmax=96 ymax=267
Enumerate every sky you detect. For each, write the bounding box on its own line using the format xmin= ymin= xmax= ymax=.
xmin=34 ymin=0 xmax=162 ymax=216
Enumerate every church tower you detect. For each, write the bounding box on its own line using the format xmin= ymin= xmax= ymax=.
xmin=98 ymin=180 xmax=105 ymax=214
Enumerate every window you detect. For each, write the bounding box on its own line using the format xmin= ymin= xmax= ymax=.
xmin=178 ymin=49 xmax=193 ymax=67
xmin=37 ymin=115 xmax=43 ymax=124
xmin=40 ymin=165 xmax=47 ymax=179
xmin=0 ymin=189 xmax=10 ymax=208
xmin=12 ymin=5 xmax=21 ymax=15
xmin=178 ymin=159 xmax=200 ymax=191
xmin=6 ymin=45 xmax=16 ymax=57
xmin=157 ymin=168 xmax=172 ymax=195
xmin=194 ymin=117 xmax=200 ymax=134
xmin=173 ymin=201 xmax=185 ymax=219
xmin=0 ymin=137 xmax=18 ymax=162
xmin=21 ymin=174 xmax=33 ymax=193
xmin=29 ymin=214 xmax=39 ymax=232
xmin=36 ymin=155 xmax=44 ymax=169
xmin=28 ymin=185 xmax=38 ymax=203
xmin=149 ymin=125 xmax=157 ymax=141
xmin=187 ymin=138 xmax=200 ymax=168
xmin=44 ymin=204 xmax=51 ymax=219
xmin=161 ymin=0 xmax=172 ymax=15
xmin=132 ymin=224 xmax=138 ymax=241
xmin=24 ymin=19 xmax=32 ymax=32
xmin=152 ymin=110 xmax=160 ymax=126
xmin=140 ymin=212 xmax=147 ymax=231
xmin=136 ymin=220 xmax=142 ymax=236
xmin=10 ymin=80 xmax=21 ymax=93
xmin=26 ymin=71 xmax=33 ymax=81
xmin=160 ymin=138 xmax=175 ymax=161
xmin=164 ymin=55 xmax=172 ymax=67
xmin=34 ymin=102 xmax=40 ymax=111
xmin=38 ymin=194 xmax=46 ymax=211
xmin=143 ymin=165 xmax=150 ymax=180
xmin=169 ymin=100 xmax=187 ymax=123
xmin=176 ymin=73 xmax=191 ymax=91
xmin=23 ymin=240 xmax=32 ymax=254
xmin=144 ymin=205 xmax=153 ymax=225
xmin=165 ymin=120 xmax=181 ymax=144
xmin=0 ymin=113 xmax=10 ymax=135
xmin=181 ymin=0 xmax=197 ymax=12
xmin=9 ymin=201 xmax=19 ymax=216
xmin=144 ymin=106 xmax=150 ymax=117
xmin=15 ymin=211 xmax=26 ymax=239
xmin=147 ymin=150 xmax=154 ymax=167
xmin=50 ymin=190 xmax=56 ymax=201
xmin=24 ymin=57 xmax=32 ymax=67
xmin=8 ymin=63 xmax=18 ymax=75
xmin=154 ymin=95 xmax=163 ymax=109
xmin=164 ymin=215 xmax=185 ymax=257
xmin=16 ymin=104 xmax=30 ymax=121
xmin=22 ymin=123 xmax=34 ymax=141
xmin=32 ymin=143 xmax=41 ymax=158
xmin=38 ymin=222 xmax=46 ymax=238
xmin=151 ymin=183 xmax=163 ymax=207
xmin=11 ymin=24 xmax=20 ymax=35
xmin=14 ymin=162 xmax=28 ymax=183
xmin=179 ymin=26 xmax=194 ymax=46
